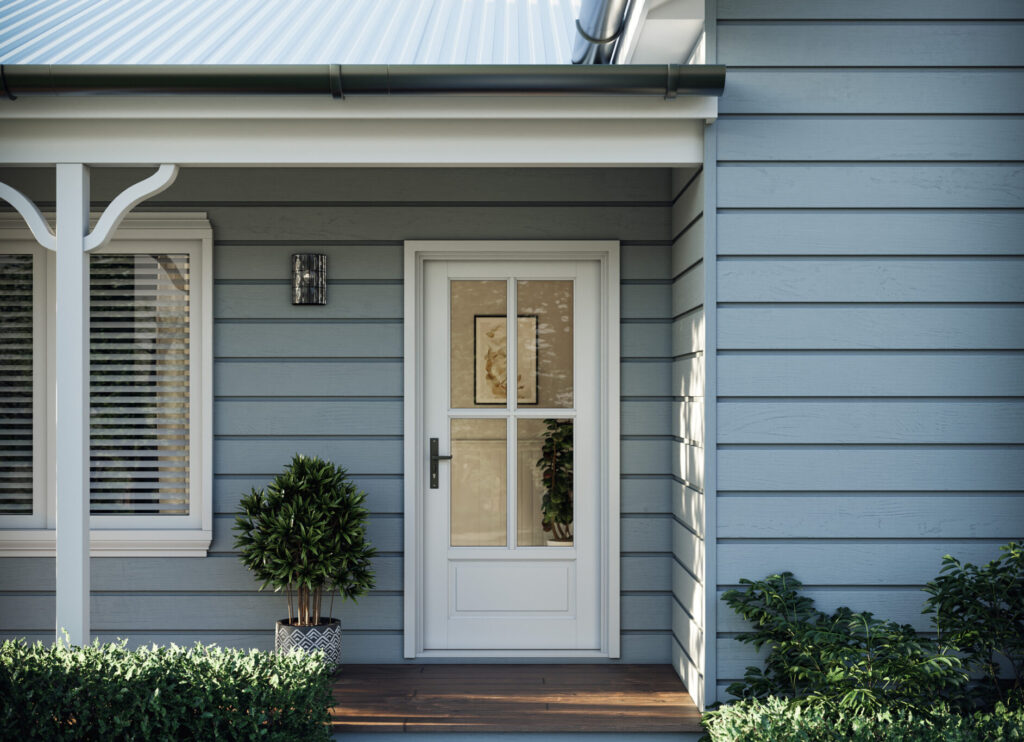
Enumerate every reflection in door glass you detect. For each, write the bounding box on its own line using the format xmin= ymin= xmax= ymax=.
xmin=450 ymin=418 xmax=507 ymax=546
xmin=517 ymin=281 xmax=573 ymax=408
xmin=450 ymin=280 xmax=509 ymax=408
xmin=517 ymin=418 xmax=573 ymax=547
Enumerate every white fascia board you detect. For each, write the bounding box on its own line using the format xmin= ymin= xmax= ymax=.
xmin=0 ymin=96 xmax=715 ymax=167
xmin=0 ymin=95 xmax=718 ymax=120
xmin=0 ymin=117 xmax=707 ymax=167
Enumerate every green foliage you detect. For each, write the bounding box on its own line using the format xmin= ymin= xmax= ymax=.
xmin=538 ymin=419 xmax=573 ymax=541
xmin=234 ymin=454 xmax=376 ymax=626
xmin=924 ymin=541 xmax=1024 ymax=708
xmin=702 ymin=697 xmax=1024 ymax=742
xmin=0 ymin=639 xmax=332 ymax=741
xmin=722 ymin=572 xmax=966 ymax=715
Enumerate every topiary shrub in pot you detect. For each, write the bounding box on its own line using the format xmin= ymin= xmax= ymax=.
xmin=234 ymin=454 xmax=376 ymax=668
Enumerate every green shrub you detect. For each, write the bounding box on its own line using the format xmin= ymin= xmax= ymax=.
xmin=234 ymin=453 xmax=376 ymax=626
xmin=702 ymin=697 xmax=1024 ymax=742
xmin=0 ymin=639 xmax=332 ymax=741
xmin=924 ymin=541 xmax=1024 ymax=709
xmin=722 ymin=572 xmax=966 ymax=714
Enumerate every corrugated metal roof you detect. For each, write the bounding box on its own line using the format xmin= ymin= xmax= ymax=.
xmin=0 ymin=0 xmax=584 ymax=64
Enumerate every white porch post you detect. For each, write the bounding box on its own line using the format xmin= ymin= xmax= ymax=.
xmin=54 ymin=163 xmax=91 ymax=646
xmin=1 ymin=164 xmax=180 ymax=645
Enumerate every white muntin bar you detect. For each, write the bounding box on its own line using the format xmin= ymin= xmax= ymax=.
xmin=54 ymin=163 xmax=91 ymax=646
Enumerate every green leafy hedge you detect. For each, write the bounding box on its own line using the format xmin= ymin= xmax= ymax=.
xmin=721 ymin=572 xmax=967 ymax=714
xmin=702 ymin=697 xmax=1024 ymax=742
xmin=925 ymin=541 xmax=1024 ymax=709
xmin=0 ymin=639 xmax=332 ymax=741
xmin=720 ymin=542 xmax=1024 ymax=714
xmin=708 ymin=542 xmax=1024 ymax=740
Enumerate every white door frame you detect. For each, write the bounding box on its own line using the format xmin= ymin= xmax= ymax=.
xmin=403 ymin=241 xmax=620 ymax=659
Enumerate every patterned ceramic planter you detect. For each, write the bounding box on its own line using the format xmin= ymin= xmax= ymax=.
xmin=275 ymin=618 xmax=342 ymax=667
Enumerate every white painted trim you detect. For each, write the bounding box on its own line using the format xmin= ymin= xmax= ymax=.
xmin=700 ymin=131 xmax=719 ymax=710
xmin=0 ymin=93 xmax=716 ymax=167
xmin=0 ymin=212 xmax=214 ymax=558
xmin=0 ymin=95 xmax=719 ymax=121
xmin=701 ymin=0 xmax=719 ymax=709
xmin=0 ymin=529 xmax=213 ymax=558
xmin=403 ymin=240 xmax=620 ymax=660
xmin=0 ymin=118 xmax=706 ymax=166
xmin=416 ymin=649 xmax=612 ymax=659
xmin=84 ymin=165 xmax=179 ymax=251
xmin=604 ymin=241 xmax=622 ymax=659
xmin=45 ymin=248 xmax=55 ymax=530
xmin=402 ymin=245 xmax=420 ymax=659
xmin=54 ymin=163 xmax=91 ymax=645
xmin=199 ymin=222 xmax=214 ymax=541
xmin=0 ymin=181 xmax=55 ymax=250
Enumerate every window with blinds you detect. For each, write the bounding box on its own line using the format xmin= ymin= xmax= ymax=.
xmin=90 ymin=254 xmax=190 ymax=515
xmin=0 ymin=254 xmax=34 ymax=516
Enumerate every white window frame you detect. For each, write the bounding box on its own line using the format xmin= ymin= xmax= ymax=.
xmin=0 ymin=212 xmax=213 ymax=557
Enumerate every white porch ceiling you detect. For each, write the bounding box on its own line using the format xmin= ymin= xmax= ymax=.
xmin=0 ymin=0 xmax=583 ymax=65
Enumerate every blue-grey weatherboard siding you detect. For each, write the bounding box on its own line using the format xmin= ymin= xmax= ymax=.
xmin=0 ymin=166 xmax=697 ymax=669
xmin=668 ymin=166 xmax=707 ymax=709
xmin=712 ymin=0 xmax=1024 ymax=703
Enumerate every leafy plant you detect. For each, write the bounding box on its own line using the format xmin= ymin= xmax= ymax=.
xmin=234 ymin=454 xmax=376 ymax=626
xmin=0 ymin=638 xmax=332 ymax=741
xmin=719 ymin=572 xmax=821 ymax=699
xmin=924 ymin=541 xmax=1024 ymax=708
xmin=722 ymin=572 xmax=966 ymax=715
xmin=537 ymin=419 xmax=573 ymax=541
xmin=701 ymin=696 xmax=1024 ymax=742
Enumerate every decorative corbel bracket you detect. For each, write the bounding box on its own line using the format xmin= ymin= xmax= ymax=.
xmin=0 ymin=180 xmax=56 ymax=250
xmin=0 ymin=164 xmax=179 ymax=252
xmin=84 ymin=164 xmax=178 ymax=251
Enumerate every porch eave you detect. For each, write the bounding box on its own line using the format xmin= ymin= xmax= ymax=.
xmin=0 ymin=93 xmax=714 ymax=168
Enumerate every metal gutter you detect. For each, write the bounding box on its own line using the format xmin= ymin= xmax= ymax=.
xmin=0 ymin=64 xmax=724 ymax=99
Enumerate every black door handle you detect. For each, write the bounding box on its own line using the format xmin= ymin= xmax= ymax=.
xmin=429 ymin=437 xmax=452 ymax=489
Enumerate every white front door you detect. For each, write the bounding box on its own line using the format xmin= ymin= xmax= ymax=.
xmin=418 ymin=256 xmax=602 ymax=653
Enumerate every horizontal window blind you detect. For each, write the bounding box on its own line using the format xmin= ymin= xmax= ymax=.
xmin=0 ymin=254 xmax=34 ymax=515
xmin=90 ymin=254 xmax=190 ymax=515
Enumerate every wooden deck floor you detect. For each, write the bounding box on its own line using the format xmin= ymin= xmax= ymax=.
xmin=330 ymin=664 xmax=703 ymax=734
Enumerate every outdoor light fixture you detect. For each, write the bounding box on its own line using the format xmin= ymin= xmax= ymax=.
xmin=292 ymin=254 xmax=327 ymax=305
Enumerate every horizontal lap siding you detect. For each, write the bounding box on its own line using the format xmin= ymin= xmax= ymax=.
xmin=668 ymin=168 xmax=706 ymax=705
xmin=713 ymin=5 xmax=1024 ymax=701
xmin=620 ymin=168 xmax=677 ymax=664
xmin=0 ymin=167 xmax=676 ymax=663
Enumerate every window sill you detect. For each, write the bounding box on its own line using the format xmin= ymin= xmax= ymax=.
xmin=0 ymin=529 xmax=212 ymax=557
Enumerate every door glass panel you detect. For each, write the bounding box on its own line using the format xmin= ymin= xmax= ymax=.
xmin=517 ymin=418 xmax=573 ymax=547
xmin=517 ymin=281 xmax=573 ymax=408
xmin=451 ymin=280 xmax=507 ymax=408
xmin=450 ymin=418 xmax=507 ymax=546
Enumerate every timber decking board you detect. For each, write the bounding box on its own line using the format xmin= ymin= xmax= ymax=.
xmin=329 ymin=664 xmax=702 ymax=734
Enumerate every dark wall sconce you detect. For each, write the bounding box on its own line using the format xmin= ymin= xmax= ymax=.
xmin=292 ymin=254 xmax=327 ymax=305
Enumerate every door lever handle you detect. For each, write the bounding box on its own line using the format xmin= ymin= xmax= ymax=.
xmin=429 ymin=437 xmax=452 ymax=489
